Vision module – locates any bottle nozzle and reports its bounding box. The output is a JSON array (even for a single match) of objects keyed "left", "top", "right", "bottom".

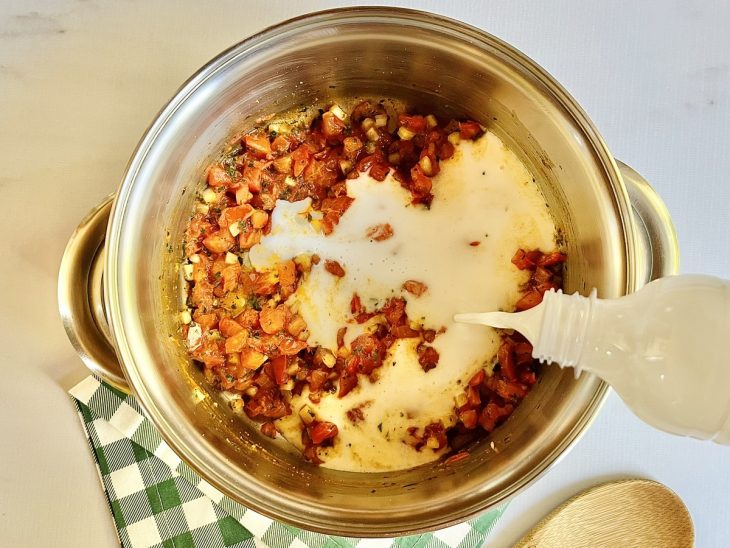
[{"left": 453, "top": 304, "right": 546, "bottom": 346}]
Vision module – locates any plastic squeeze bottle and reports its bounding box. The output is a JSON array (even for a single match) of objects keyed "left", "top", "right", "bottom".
[{"left": 454, "top": 274, "right": 730, "bottom": 444}]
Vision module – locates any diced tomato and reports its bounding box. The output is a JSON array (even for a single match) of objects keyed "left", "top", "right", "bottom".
[
  {"left": 324, "top": 260, "right": 346, "bottom": 277},
  {"left": 218, "top": 205, "right": 253, "bottom": 229},
  {"left": 242, "top": 163, "right": 263, "bottom": 193},
  {"left": 308, "top": 421, "right": 338, "bottom": 445},
  {"left": 458, "top": 409, "right": 478, "bottom": 430},
  {"left": 398, "top": 114, "right": 427, "bottom": 133},
  {"left": 343, "top": 136, "right": 363, "bottom": 159},
  {"left": 192, "top": 336, "right": 225, "bottom": 368},
  {"left": 225, "top": 330, "right": 249, "bottom": 354},
  {"left": 238, "top": 220, "right": 262, "bottom": 250},
  {"left": 439, "top": 141, "right": 455, "bottom": 160},
  {"left": 390, "top": 325, "right": 419, "bottom": 339},
  {"left": 514, "top": 341, "right": 533, "bottom": 366},
  {"left": 466, "top": 386, "right": 481, "bottom": 407},
  {"left": 290, "top": 145, "right": 312, "bottom": 177},
  {"left": 239, "top": 348, "right": 268, "bottom": 370},
  {"left": 260, "top": 421, "right": 278, "bottom": 438},
  {"left": 271, "top": 135, "right": 292, "bottom": 154},
  {"left": 320, "top": 196, "right": 353, "bottom": 234},
  {"left": 203, "top": 230, "right": 234, "bottom": 253},
  {"left": 478, "top": 402, "right": 514, "bottom": 432},
  {"left": 365, "top": 223, "right": 394, "bottom": 242},
  {"left": 219, "top": 317, "right": 243, "bottom": 337},
  {"left": 538, "top": 251, "right": 567, "bottom": 267},
  {"left": 244, "top": 133, "right": 272, "bottom": 158},
  {"left": 402, "top": 280, "right": 427, "bottom": 297},
  {"left": 348, "top": 334, "right": 385, "bottom": 375},
  {"left": 515, "top": 290, "right": 543, "bottom": 311},
  {"left": 194, "top": 312, "right": 218, "bottom": 331},
  {"left": 417, "top": 345, "right": 439, "bottom": 372},
  {"left": 259, "top": 305, "right": 290, "bottom": 334},
  {"left": 303, "top": 157, "right": 339, "bottom": 188},
  {"left": 369, "top": 162, "right": 390, "bottom": 181},
  {"left": 278, "top": 337, "right": 307, "bottom": 356},
  {"left": 184, "top": 214, "right": 213, "bottom": 256},
  {"left": 321, "top": 112, "right": 346, "bottom": 140},
  {"left": 350, "top": 293, "right": 363, "bottom": 315},
  {"left": 271, "top": 355, "right": 289, "bottom": 385},
  {"left": 191, "top": 280, "right": 215, "bottom": 312},
  {"left": 221, "top": 264, "right": 240, "bottom": 293},
  {"left": 207, "top": 165, "right": 234, "bottom": 188},
  {"left": 236, "top": 309, "right": 259, "bottom": 328},
  {"left": 468, "top": 369, "right": 485, "bottom": 387},
  {"left": 459, "top": 120, "right": 482, "bottom": 140},
  {"left": 497, "top": 339, "right": 517, "bottom": 381},
  {"left": 409, "top": 165, "right": 432, "bottom": 196},
  {"left": 381, "top": 297, "right": 406, "bottom": 327}
]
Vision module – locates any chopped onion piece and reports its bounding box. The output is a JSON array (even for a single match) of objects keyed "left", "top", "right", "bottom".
[
  {"left": 339, "top": 159, "right": 353, "bottom": 174},
  {"left": 425, "top": 114, "right": 438, "bottom": 128},
  {"left": 366, "top": 127, "right": 380, "bottom": 142},
  {"left": 236, "top": 186, "right": 252, "bottom": 205},
  {"left": 202, "top": 187, "right": 217, "bottom": 203},
  {"left": 329, "top": 104, "right": 347, "bottom": 121},
  {"left": 267, "top": 122, "right": 292, "bottom": 134},
  {"left": 299, "top": 405, "right": 316, "bottom": 425},
  {"left": 426, "top": 436, "right": 440, "bottom": 449},
  {"left": 448, "top": 132, "right": 461, "bottom": 146},
  {"left": 180, "top": 310, "right": 192, "bottom": 324},
  {"left": 419, "top": 155, "right": 433, "bottom": 176},
  {"left": 225, "top": 252, "right": 238, "bottom": 264},
  {"left": 187, "top": 323, "right": 202, "bottom": 349},
  {"left": 374, "top": 114, "right": 388, "bottom": 127},
  {"left": 398, "top": 126, "right": 415, "bottom": 140}
]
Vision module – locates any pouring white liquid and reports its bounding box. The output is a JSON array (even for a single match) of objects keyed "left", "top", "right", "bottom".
[{"left": 455, "top": 275, "right": 730, "bottom": 444}]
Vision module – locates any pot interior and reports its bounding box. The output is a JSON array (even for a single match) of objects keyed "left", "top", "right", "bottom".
[{"left": 107, "top": 8, "right": 633, "bottom": 536}]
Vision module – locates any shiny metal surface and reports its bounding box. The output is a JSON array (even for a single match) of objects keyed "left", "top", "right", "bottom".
[
  {"left": 618, "top": 160, "right": 681, "bottom": 282},
  {"left": 101, "top": 7, "right": 679, "bottom": 536},
  {"left": 58, "top": 194, "right": 127, "bottom": 392}
]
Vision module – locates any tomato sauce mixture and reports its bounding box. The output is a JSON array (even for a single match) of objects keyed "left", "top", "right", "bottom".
[{"left": 181, "top": 101, "right": 565, "bottom": 465}]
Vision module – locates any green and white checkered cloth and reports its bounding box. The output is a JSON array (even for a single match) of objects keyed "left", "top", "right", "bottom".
[{"left": 69, "top": 376, "right": 505, "bottom": 548}]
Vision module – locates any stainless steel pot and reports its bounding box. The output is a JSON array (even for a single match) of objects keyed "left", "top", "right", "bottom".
[{"left": 58, "top": 7, "right": 679, "bottom": 537}]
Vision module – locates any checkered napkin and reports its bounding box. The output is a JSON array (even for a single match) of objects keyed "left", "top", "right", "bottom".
[{"left": 69, "top": 376, "right": 505, "bottom": 548}]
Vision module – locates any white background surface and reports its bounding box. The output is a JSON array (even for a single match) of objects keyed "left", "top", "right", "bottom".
[{"left": 1, "top": 1, "right": 729, "bottom": 546}]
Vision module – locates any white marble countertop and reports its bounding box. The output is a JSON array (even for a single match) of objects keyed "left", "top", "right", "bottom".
[{"left": 1, "top": 1, "right": 729, "bottom": 546}]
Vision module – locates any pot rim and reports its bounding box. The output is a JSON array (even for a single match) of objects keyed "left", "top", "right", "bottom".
[{"left": 105, "top": 6, "right": 634, "bottom": 535}]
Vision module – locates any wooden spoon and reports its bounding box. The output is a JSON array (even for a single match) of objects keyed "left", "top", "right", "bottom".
[{"left": 514, "top": 479, "right": 694, "bottom": 547}]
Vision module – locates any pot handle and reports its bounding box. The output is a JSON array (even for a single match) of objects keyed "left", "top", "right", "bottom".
[
  {"left": 617, "top": 160, "right": 680, "bottom": 284},
  {"left": 58, "top": 194, "right": 131, "bottom": 393}
]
